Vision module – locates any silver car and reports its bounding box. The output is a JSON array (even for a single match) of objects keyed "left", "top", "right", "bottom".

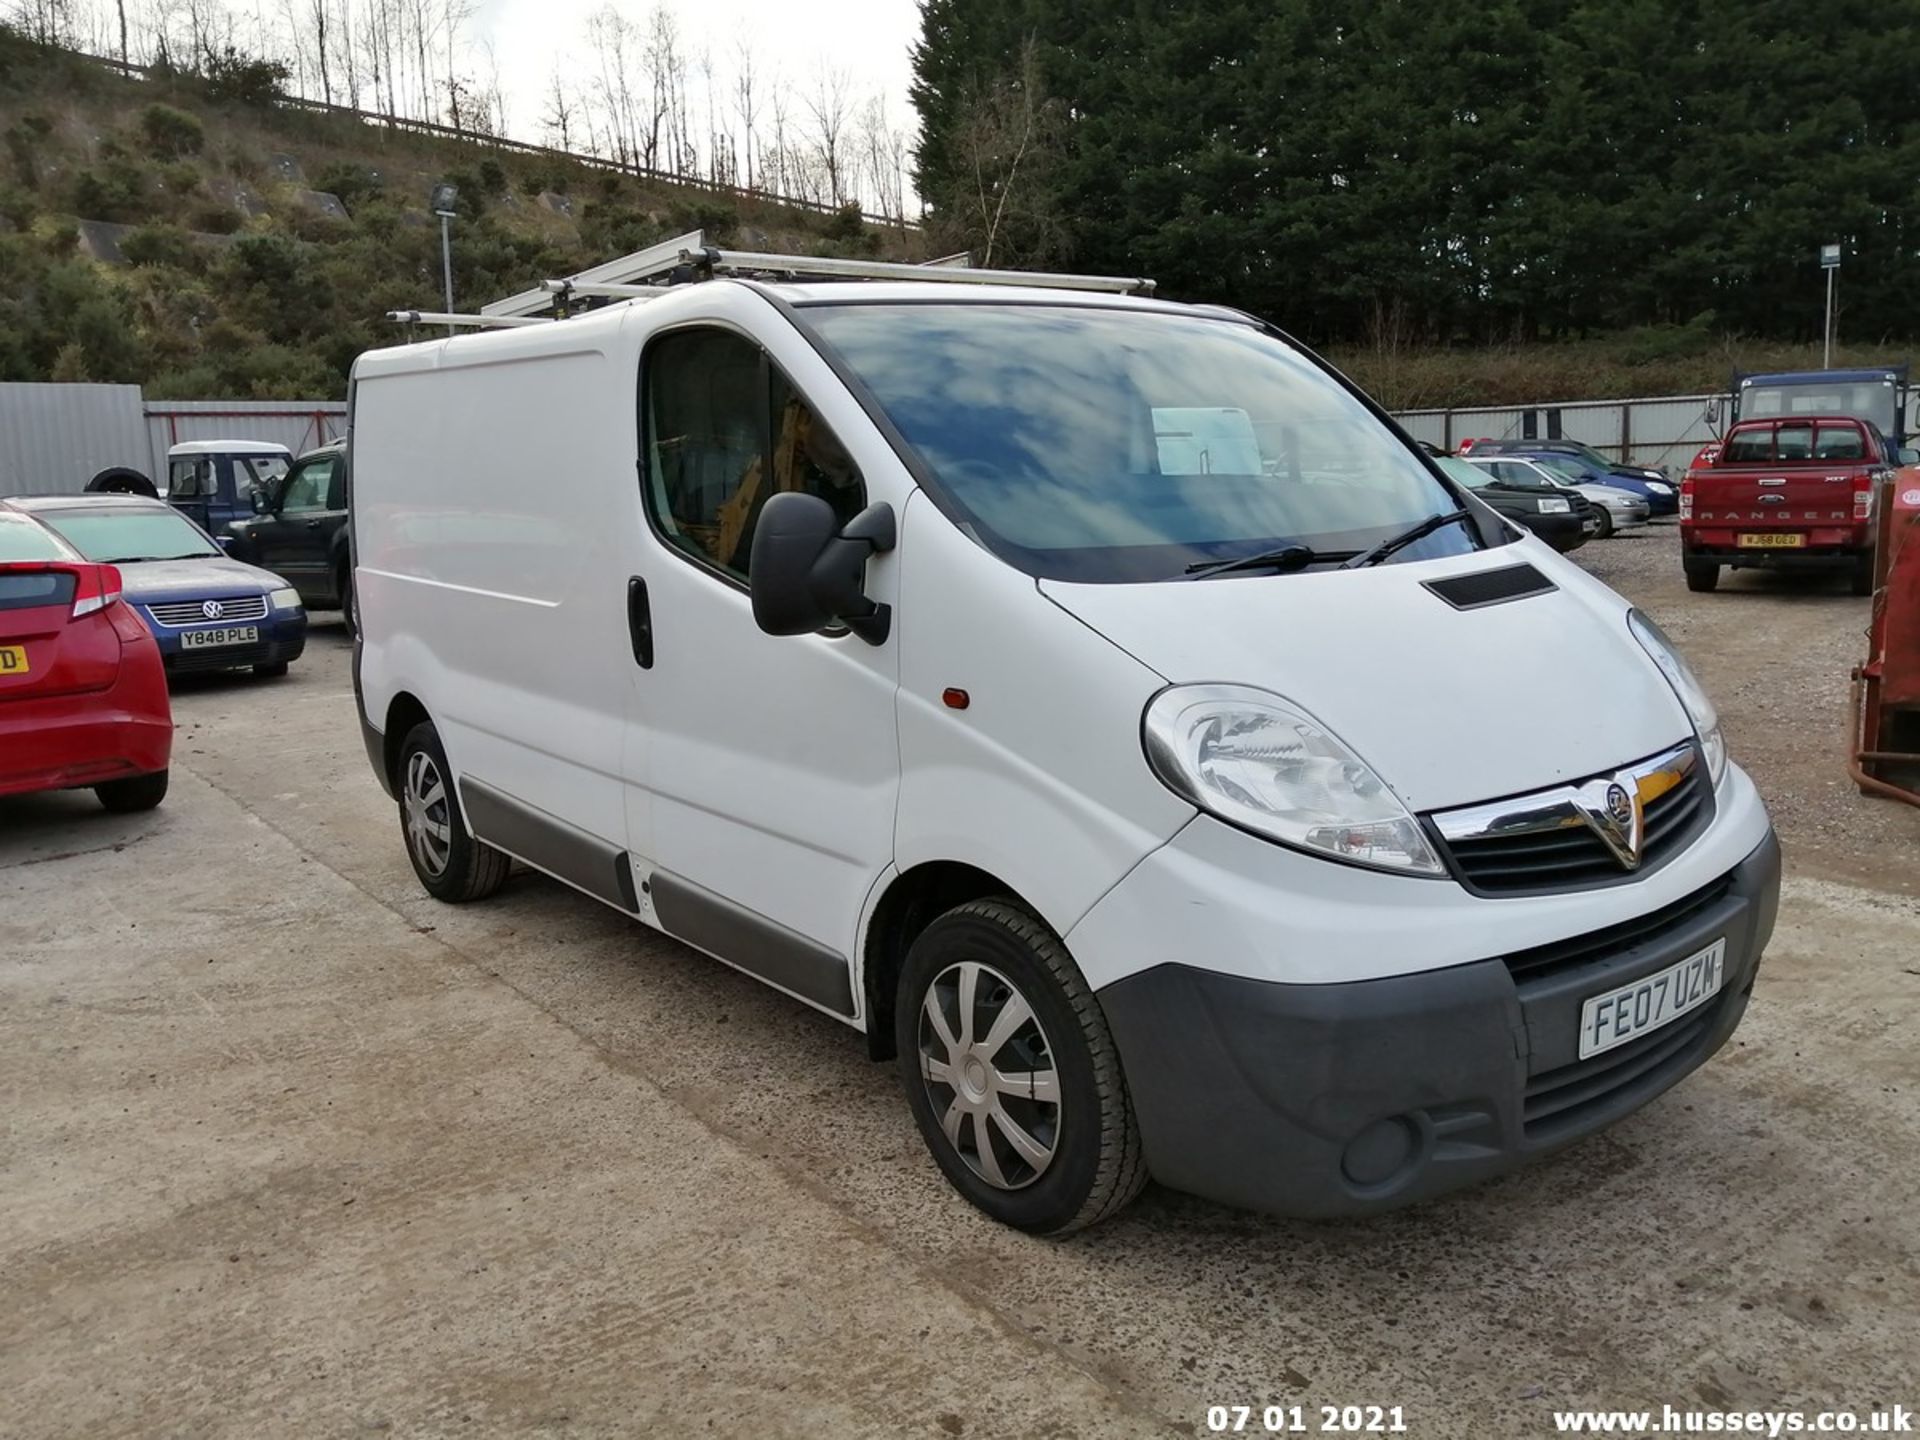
[{"left": 1466, "top": 456, "right": 1649, "bottom": 538}]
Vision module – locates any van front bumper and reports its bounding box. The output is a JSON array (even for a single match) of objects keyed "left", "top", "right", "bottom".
[{"left": 1094, "top": 828, "right": 1779, "bottom": 1218}]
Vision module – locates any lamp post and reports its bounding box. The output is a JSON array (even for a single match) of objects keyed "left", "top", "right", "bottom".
[
  {"left": 1820, "top": 242, "right": 1841, "bottom": 370},
  {"left": 431, "top": 181, "right": 459, "bottom": 336}
]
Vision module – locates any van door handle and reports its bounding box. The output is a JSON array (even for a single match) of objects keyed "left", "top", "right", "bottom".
[
  {"left": 305, "top": 519, "right": 323, "bottom": 529},
  {"left": 627, "top": 577, "right": 653, "bottom": 669}
]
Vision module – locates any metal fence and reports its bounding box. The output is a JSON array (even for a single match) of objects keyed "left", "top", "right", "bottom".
[
  {"left": 1395, "top": 394, "right": 1722, "bottom": 474},
  {"left": 0, "top": 383, "right": 346, "bottom": 496}
]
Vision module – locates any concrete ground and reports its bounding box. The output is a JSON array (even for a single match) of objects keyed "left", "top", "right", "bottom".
[{"left": 4, "top": 525, "right": 1918, "bottom": 1438}]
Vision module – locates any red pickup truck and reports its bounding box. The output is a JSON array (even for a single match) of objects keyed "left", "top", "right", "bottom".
[{"left": 1680, "top": 415, "right": 1887, "bottom": 594}]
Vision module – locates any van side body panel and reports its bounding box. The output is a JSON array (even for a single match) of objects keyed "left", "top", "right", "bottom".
[
  {"left": 353, "top": 325, "right": 645, "bottom": 875},
  {"left": 890, "top": 489, "right": 1196, "bottom": 942}
]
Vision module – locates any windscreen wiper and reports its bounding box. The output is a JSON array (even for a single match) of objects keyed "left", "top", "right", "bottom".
[
  {"left": 1339, "top": 509, "right": 1475, "bottom": 570},
  {"left": 1183, "top": 543, "right": 1355, "bottom": 580}
]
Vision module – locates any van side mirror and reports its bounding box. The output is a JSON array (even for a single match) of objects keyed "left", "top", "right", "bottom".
[
  {"left": 749, "top": 494, "right": 896, "bottom": 645},
  {"left": 251, "top": 487, "right": 272, "bottom": 515}
]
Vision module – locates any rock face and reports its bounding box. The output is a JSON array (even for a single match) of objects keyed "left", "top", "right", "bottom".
[
  {"left": 76, "top": 218, "right": 133, "bottom": 264},
  {"left": 538, "top": 191, "right": 574, "bottom": 217},
  {"left": 205, "top": 176, "right": 270, "bottom": 218},
  {"left": 295, "top": 190, "right": 350, "bottom": 222},
  {"left": 269, "top": 152, "right": 304, "bottom": 182}
]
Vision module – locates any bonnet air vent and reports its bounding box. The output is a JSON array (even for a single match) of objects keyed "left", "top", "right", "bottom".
[{"left": 1422, "top": 563, "right": 1557, "bottom": 611}]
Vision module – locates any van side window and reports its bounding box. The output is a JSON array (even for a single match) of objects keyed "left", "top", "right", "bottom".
[
  {"left": 169, "top": 458, "right": 212, "bottom": 497},
  {"left": 645, "top": 328, "right": 866, "bottom": 580}
]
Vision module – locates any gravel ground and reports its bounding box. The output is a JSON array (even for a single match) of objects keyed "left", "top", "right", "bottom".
[{"left": 1571, "top": 520, "right": 1920, "bottom": 896}]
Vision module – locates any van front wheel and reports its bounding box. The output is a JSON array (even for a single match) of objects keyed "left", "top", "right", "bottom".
[
  {"left": 895, "top": 898, "right": 1147, "bottom": 1234},
  {"left": 396, "top": 722, "right": 511, "bottom": 903}
]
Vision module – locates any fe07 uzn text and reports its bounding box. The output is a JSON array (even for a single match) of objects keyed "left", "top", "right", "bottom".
[{"left": 1207, "top": 1405, "right": 1409, "bottom": 1433}]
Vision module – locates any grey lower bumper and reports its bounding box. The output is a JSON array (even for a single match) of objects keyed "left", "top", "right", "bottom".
[{"left": 1097, "top": 829, "right": 1781, "bottom": 1218}]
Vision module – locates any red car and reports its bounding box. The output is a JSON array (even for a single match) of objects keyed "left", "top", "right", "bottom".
[{"left": 0, "top": 504, "right": 173, "bottom": 811}]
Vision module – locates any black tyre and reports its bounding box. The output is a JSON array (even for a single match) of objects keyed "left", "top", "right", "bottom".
[
  {"left": 96, "top": 769, "right": 168, "bottom": 812},
  {"left": 1591, "top": 507, "right": 1613, "bottom": 539},
  {"left": 895, "top": 898, "right": 1147, "bottom": 1234},
  {"left": 339, "top": 564, "right": 357, "bottom": 637},
  {"left": 1684, "top": 561, "right": 1719, "bottom": 593},
  {"left": 1851, "top": 553, "right": 1875, "bottom": 598},
  {"left": 395, "top": 721, "right": 511, "bottom": 903},
  {"left": 254, "top": 661, "right": 290, "bottom": 678}
]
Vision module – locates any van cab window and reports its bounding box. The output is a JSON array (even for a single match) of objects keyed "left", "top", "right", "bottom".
[
  {"left": 801, "top": 303, "right": 1471, "bottom": 582},
  {"left": 644, "top": 327, "right": 865, "bottom": 580},
  {"left": 169, "top": 458, "right": 213, "bottom": 498}
]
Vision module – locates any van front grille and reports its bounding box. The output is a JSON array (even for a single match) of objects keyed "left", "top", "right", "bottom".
[{"left": 1428, "top": 744, "right": 1713, "bottom": 895}]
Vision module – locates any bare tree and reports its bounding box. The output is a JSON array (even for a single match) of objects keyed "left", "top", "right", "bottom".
[
  {"left": 942, "top": 39, "right": 1066, "bottom": 266},
  {"left": 803, "top": 63, "right": 853, "bottom": 204},
  {"left": 306, "top": 0, "right": 331, "bottom": 103},
  {"left": 731, "top": 37, "right": 758, "bottom": 191},
  {"left": 541, "top": 64, "right": 577, "bottom": 151}
]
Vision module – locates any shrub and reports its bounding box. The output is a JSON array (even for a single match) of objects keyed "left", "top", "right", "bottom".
[
  {"left": 824, "top": 201, "right": 866, "bottom": 241},
  {"left": 314, "top": 161, "right": 384, "bottom": 207},
  {"left": 666, "top": 197, "right": 735, "bottom": 243},
  {"left": 120, "top": 223, "right": 193, "bottom": 268},
  {"left": 187, "top": 199, "right": 242, "bottom": 235},
  {"left": 159, "top": 162, "right": 201, "bottom": 195},
  {"left": 141, "top": 104, "right": 205, "bottom": 158},
  {"left": 0, "top": 183, "right": 33, "bottom": 230},
  {"left": 477, "top": 158, "right": 506, "bottom": 197},
  {"left": 5, "top": 124, "right": 38, "bottom": 187},
  {"left": 70, "top": 162, "right": 150, "bottom": 222},
  {"left": 198, "top": 47, "right": 291, "bottom": 107}
]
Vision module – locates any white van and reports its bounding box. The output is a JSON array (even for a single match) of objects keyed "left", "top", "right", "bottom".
[{"left": 349, "top": 253, "right": 1779, "bottom": 1233}]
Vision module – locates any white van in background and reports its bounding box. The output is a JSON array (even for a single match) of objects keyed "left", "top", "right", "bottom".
[{"left": 349, "top": 253, "right": 1779, "bottom": 1233}]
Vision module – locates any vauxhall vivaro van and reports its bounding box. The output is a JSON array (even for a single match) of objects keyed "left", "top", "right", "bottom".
[{"left": 349, "top": 248, "right": 1779, "bottom": 1233}]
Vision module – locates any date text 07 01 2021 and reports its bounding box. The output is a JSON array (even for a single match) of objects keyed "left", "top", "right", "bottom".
[{"left": 1208, "top": 1405, "right": 1410, "bottom": 1434}]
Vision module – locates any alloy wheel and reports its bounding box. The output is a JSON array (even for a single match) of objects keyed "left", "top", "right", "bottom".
[
  {"left": 917, "top": 960, "right": 1061, "bottom": 1190},
  {"left": 403, "top": 749, "right": 452, "bottom": 878}
]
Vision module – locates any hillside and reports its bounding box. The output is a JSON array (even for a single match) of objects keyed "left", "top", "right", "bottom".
[{"left": 0, "top": 32, "right": 922, "bottom": 401}]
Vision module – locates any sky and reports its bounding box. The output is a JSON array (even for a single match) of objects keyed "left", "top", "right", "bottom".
[{"left": 471, "top": 0, "right": 924, "bottom": 162}]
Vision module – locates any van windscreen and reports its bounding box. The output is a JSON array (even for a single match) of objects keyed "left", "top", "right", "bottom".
[{"left": 802, "top": 303, "right": 1474, "bottom": 582}]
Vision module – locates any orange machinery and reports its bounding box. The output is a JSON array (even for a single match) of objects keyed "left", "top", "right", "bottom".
[{"left": 1851, "top": 469, "right": 1920, "bottom": 806}]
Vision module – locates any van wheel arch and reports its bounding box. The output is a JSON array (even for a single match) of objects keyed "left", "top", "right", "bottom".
[
  {"left": 382, "top": 692, "right": 432, "bottom": 793},
  {"left": 862, "top": 862, "right": 1060, "bottom": 1062}
]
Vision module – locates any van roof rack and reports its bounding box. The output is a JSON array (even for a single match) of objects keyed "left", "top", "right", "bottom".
[
  {"left": 385, "top": 309, "right": 551, "bottom": 330},
  {"left": 477, "top": 229, "right": 1156, "bottom": 320}
]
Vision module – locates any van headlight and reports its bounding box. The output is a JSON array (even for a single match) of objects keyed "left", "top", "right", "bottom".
[
  {"left": 1628, "top": 611, "right": 1727, "bottom": 785},
  {"left": 1142, "top": 684, "right": 1444, "bottom": 876},
  {"left": 269, "top": 587, "right": 302, "bottom": 612}
]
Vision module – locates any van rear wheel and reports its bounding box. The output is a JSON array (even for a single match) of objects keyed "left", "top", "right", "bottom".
[
  {"left": 396, "top": 722, "right": 511, "bottom": 903},
  {"left": 894, "top": 898, "right": 1147, "bottom": 1234}
]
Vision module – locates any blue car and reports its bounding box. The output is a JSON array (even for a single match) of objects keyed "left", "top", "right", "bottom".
[
  {"left": 10, "top": 495, "right": 308, "bottom": 678},
  {"left": 1468, "top": 440, "right": 1680, "bottom": 515}
]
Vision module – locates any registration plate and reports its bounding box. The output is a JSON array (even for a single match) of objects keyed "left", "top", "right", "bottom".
[
  {"left": 0, "top": 643, "right": 26, "bottom": 676},
  {"left": 1579, "top": 939, "right": 1726, "bottom": 1059},
  {"left": 1737, "top": 532, "right": 1805, "bottom": 548},
  {"left": 179, "top": 625, "right": 258, "bottom": 649}
]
